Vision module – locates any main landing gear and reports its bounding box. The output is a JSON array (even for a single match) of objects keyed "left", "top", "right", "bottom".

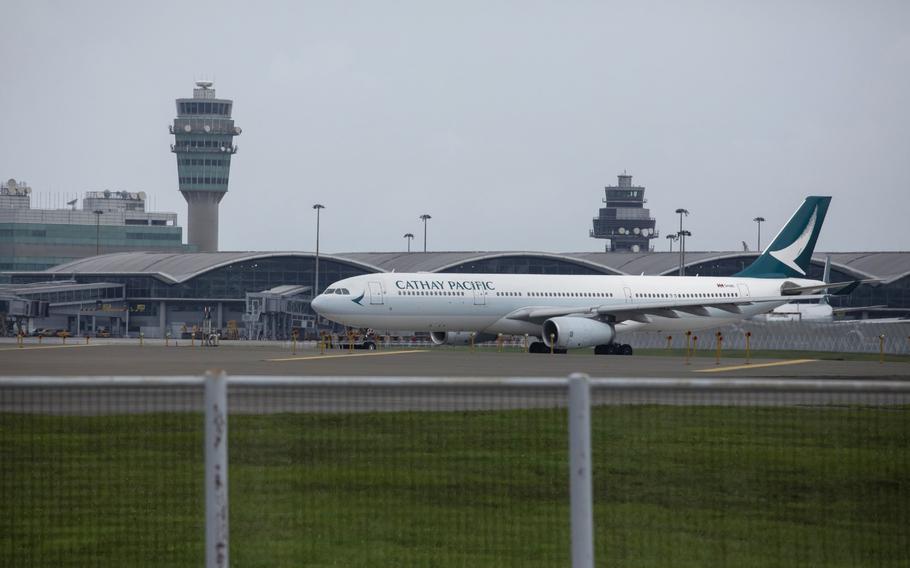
[
  {"left": 594, "top": 343, "right": 633, "bottom": 356},
  {"left": 528, "top": 342, "right": 632, "bottom": 355}
]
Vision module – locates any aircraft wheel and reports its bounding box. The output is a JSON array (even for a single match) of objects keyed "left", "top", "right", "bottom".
[
  {"left": 594, "top": 344, "right": 612, "bottom": 355},
  {"left": 529, "top": 341, "right": 548, "bottom": 354},
  {"left": 619, "top": 344, "right": 633, "bottom": 356},
  {"left": 363, "top": 341, "right": 376, "bottom": 351}
]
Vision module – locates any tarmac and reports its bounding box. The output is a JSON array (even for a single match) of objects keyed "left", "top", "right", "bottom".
[
  {"left": 1, "top": 338, "right": 908, "bottom": 379},
  {"left": 2, "top": 339, "right": 909, "bottom": 414}
]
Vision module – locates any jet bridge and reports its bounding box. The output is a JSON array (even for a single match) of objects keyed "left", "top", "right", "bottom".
[
  {"left": 244, "top": 285, "right": 313, "bottom": 340},
  {"left": 1, "top": 280, "right": 124, "bottom": 336}
]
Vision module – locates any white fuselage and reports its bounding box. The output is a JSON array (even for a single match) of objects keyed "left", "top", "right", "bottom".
[
  {"left": 757, "top": 302, "right": 834, "bottom": 322},
  {"left": 312, "top": 272, "right": 821, "bottom": 338}
]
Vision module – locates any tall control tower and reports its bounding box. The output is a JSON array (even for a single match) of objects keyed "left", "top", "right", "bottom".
[
  {"left": 170, "top": 81, "right": 241, "bottom": 252},
  {"left": 590, "top": 173, "right": 658, "bottom": 252}
]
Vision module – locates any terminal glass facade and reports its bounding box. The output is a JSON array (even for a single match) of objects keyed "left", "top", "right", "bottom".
[
  {"left": 442, "top": 255, "right": 614, "bottom": 275},
  {"left": 15, "top": 257, "right": 371, "bottom": 301}
]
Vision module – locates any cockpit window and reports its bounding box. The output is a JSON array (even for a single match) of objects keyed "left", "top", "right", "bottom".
[
  {"left": 335, "top": 288, "right": 350, "bottom": 295},
  {"left": 323, "top": 288, "right": 335, "bottom": 295}
]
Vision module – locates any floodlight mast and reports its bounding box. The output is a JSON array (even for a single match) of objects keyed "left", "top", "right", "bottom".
[
  {"left": 313, "top": 204, "right": 325, "bottom": 297},
  {"left": 675, "top": 208, "right": 689, "bottom": 276},
  {"left": 419, "top": 214, "right": 431, "bottom": 253},
  {"left": 92, "top": 210, "right": 104, "bottom": 255},
  {"left": 753, "top": 216, "right": 766, "bottom": 251}
]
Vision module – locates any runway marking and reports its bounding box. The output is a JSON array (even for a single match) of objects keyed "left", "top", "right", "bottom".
[
  {"left": 0, "top": 343, "right": 107, "bottom": 352},
  {"left": 695, "top": 359, "right": 817, "bottom": 373},
  {"left": 267, "top": 350, "right": 430, "bottom": 362}
]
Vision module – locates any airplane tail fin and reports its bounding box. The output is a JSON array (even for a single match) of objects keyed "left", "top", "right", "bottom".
[
  {"left": 819, "top": 256, "right": 831, "bottom": 305},
  {"left": 734, "top": 196, "right": 831, "bottom": 279}
]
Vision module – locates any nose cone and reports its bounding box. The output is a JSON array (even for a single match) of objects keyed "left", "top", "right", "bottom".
[{"left": 311, "top": 294, "right": 327, "bottom": 314}]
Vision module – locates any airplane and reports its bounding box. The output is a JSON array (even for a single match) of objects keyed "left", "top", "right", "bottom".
[
  {"left": 755, "top": 256, "right": 885, "bottom": 322},
  {"left": 313, "top": 196, "right": 857, "bottom": 355}
]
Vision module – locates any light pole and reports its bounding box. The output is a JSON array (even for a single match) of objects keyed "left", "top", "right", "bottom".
[
  {"left": 666, "top": 233, "right": 678, "bottom": 252},
  {"left": 677, "top": 230, "right": 691, "bottom": 274},
  {"left": 403, "top": 233, "right": 414, "bottom": 253},
  {"left": 675, "top": 208, "right": 689, "bottom": 276},
  {"left": 92, "top": 209, "right": 104, "bottom": 255},
  {"left": 313, "top": 204, "right": 325, "bottom": 297},
  {"left": 419, "top": 214, "right": 431, "bottom": 253},
  {"left": 753, "top": 216, "right": 765, "bottom": 252}
]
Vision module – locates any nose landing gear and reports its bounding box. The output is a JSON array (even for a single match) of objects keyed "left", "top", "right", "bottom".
[{"left": 529, "top": 341, "right": 568, "bottom": 354}]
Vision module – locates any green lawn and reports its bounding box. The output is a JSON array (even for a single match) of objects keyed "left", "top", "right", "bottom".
[{"left": 1, "top": 405, "right": 908, "bottom": 566}]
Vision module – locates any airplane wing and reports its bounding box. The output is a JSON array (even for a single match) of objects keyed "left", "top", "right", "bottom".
[
  {"left": 781, "top": 279, "right": 881, "bottom": 295},
  {"left": 832, "top": 305, "right": 888, "bottom": 315},
  {"left": 506, "top": 295, "right": 827, "bottom": 325}
]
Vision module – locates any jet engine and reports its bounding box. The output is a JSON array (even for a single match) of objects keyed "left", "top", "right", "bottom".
[
  {"left": 541, "top": 317, "right": 615, "bottom": 350},
  {"left": 430, "top": 331, "right": 497, "bottom": 346}
]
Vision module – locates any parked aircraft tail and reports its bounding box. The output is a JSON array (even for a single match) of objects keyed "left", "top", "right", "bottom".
[{"left": 734, "top": 196, "right": 831, "bottom": 279}]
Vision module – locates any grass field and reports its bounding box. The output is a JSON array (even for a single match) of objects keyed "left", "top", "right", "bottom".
[{"left": 2, "top": 404, "right": 908, "bottom": 566}]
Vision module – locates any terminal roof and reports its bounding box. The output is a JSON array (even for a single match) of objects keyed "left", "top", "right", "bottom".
[{"left": 30, "top": 250, "right": 910, "bottom": 285}]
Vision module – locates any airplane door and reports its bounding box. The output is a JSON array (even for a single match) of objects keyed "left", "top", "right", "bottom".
[
  {"left": 623, "top": 287, "right": 633, "bottom": 303},
  {"left": 737, "top": 284, "right": 750, "bottom": 297},
  {"left": 368, "top": 281, "right": 384, "bottom": 305},
  {"left": 473, "top": 288, "right": 486, "bottom": 305}
]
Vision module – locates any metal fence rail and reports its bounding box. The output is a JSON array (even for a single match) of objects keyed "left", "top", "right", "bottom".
[{"left": 2, "top": 375, "right": 909, "bottom": 567}]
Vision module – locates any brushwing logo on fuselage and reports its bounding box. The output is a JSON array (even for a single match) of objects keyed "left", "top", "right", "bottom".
[
  {"left": 352, "top": 292, "right": 365, "bottom": 306},
  {"left": 769, "top": 206, "right": 818, "bottom": 276}
]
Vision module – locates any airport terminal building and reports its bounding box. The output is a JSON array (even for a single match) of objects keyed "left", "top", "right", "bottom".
[
  {"left": 0, "top": 180, "right": 191, "bottom": 272},
  {"left": 5, "top": 250, "right": 909, "bottom": 338}
]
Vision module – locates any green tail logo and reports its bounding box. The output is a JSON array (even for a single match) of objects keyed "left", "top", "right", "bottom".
[{"left": 734, "top": 196, "right": 831, "bottom": 279}]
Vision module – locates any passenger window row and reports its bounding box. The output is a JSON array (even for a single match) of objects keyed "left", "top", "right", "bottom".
[
  {"left": 528, "top": 292, "right": 614, "bottom": 298},
  {"left": 635, "top": 292, "right": 739, "bottom": 299}
]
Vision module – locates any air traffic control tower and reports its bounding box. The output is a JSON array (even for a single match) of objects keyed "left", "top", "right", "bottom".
[
  {"left": 170, "top": 81, "right": 241, "bottom": 252},
  {"left": 590, "top": 173, "right": 658, "bottom": 252}
]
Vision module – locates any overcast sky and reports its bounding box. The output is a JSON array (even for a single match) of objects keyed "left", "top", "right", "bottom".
[{"left": 2, "top": 1, "right": 908, "bottom": 254}]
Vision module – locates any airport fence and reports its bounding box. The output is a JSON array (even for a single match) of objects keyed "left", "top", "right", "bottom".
[{"left": 1, "top": 375, "right": 909, "bottom": 567}]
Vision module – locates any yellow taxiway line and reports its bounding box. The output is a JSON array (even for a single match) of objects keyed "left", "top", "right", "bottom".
[
  {"left": 267, "top": 350, "right": 430, "bottom": 362},
  {"left": 0, "top": 343, "right": 106, "bottom": 352},
  {"left": 695, "top": 359, "right": 817, "bottom": 373}
]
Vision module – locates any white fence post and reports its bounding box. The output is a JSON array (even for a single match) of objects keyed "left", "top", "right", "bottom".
[
  {"left": 568, "top": 373, "right": 594, "bottom": 568},
  {"left": 205, "top": 371, "right": 229, "bottom": 568}
]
